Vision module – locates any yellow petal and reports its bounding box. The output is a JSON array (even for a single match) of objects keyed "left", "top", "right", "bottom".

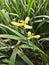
[
  {"left": 28, "top": 31, "right": 32, "bottom": 36},
  {"left": 27, "top": 37, "right": 31, "bottom": 39},
  {"left": 32, "top": 33, "right": 34, "bottom": 35},
  {"left": 13, "top": 0, "right": 16, "bottom": 2},
  {"left": 24, "top": 25, "right": 32, "bottom": 29},
  {"left": 27, "top": 36, "right": 33, "bottom": 39},
  {"left": 20, "top": 20, "right": 24, "bottom": 23},
  {"left": 32, "top": 35, "right": 40, "bottom": 39},
  {"left": 28, "top": 35, "right": 40, "bottom": 39},
  {"left": 30, "top": 35, "right": 40, "bottom": 39},
  {"left": 25, "top": 17, "right": 30, "bottom": 24},
  {"left": 11, "top": 22, "right": 24, "bottom": 26}
]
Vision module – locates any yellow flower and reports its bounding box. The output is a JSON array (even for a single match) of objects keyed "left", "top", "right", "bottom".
[
  {"left": 11, "top": 22, "right": 24, "bottom": 26},
  {"left": 27, "top": 31, "right": 40, "bottom": 39},
  {"left": 11, "top": 17, "right": 32, "bottom": 29}
]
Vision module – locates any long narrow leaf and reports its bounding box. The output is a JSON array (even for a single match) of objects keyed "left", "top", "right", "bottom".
[{"left": 27, "top": 0, "right": 34, "bottom": 15}]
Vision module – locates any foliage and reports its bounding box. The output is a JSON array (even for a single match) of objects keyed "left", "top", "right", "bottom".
[{"left": 0, "top": 0, "right": 49, "bottom": 65}]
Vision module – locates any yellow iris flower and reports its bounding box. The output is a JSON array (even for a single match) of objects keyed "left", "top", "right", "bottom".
[
  {"left": 27, "top": 31, "right": 40, "bottom": 39},
  {"left": 11, "top": 17, "right": 32, "bottom": 29}
]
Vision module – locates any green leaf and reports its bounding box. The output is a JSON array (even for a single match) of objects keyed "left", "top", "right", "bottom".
[
  {"left": 0, "top": 9, "right": 11, "bottom": 25},
  {"left": 39, "top": 38, "right": 49, "bottom": 41},
  {"left": 0, "top": 53, "right": 7, "bottom": 58},
  {"left": 4, "top": 0, "right": 12, "bottom": 12},
  {"left": 20, "top": 44, "right": 31, "bottom": 48},
  {"left": 9, "top": 47, "right": 34, "bottom": 65},
  {"left": 40, "top": 53, "right": 48, "bottom": 65},
  {"left": 0, "top": 34, "right": 22, "bottom": 40},
  {"left": 0, "top": 24, "right": 26, "bottom": 40},
  {"left": 2, "top": 59, "right": 15, "bottom": 65},
  {"left": 34, "top": 15, "right": 49, "bottom": 19},
  {"left": 17, "top": 48, "right": 34, "bottom": 65},
  {"left": 27, "top": 0, "right": 34, "bottom": 15},
  {"left": 9, "top": 47, "right": 18, "bottom": 65}
]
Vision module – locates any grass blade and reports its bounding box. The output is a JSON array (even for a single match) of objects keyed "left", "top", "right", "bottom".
[{"left": 27, "top": 0, "right": 34, "bottom": 15}]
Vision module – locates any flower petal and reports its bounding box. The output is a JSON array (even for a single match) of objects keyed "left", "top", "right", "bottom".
[
  {"left": 11, "top": 22, "right": 24, "bottom": 26},
  {"left": 25, "top": 17, "right": 30, "bottom": 24},
  {"left": 20, "top": 20, "right": 24, "bottom": 23},
  {"left": 28, "top": 35, "right": 40, "bottom": 39},
  {"left": 32, "top": 35, "right": 40, "bottom": 39},
  {"left": 28, "top": 31, "right": 32, "bottom": 36},
  {"left": 24, "top": 25, "right": 32, "bottom": 29},
  {"left": 27, "top": 37, "right": 31, "bottom": 39}
]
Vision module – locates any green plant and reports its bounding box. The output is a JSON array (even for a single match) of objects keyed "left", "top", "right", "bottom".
[{"left": 0, "top": 0, "right": 49, "bottom": 65}]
